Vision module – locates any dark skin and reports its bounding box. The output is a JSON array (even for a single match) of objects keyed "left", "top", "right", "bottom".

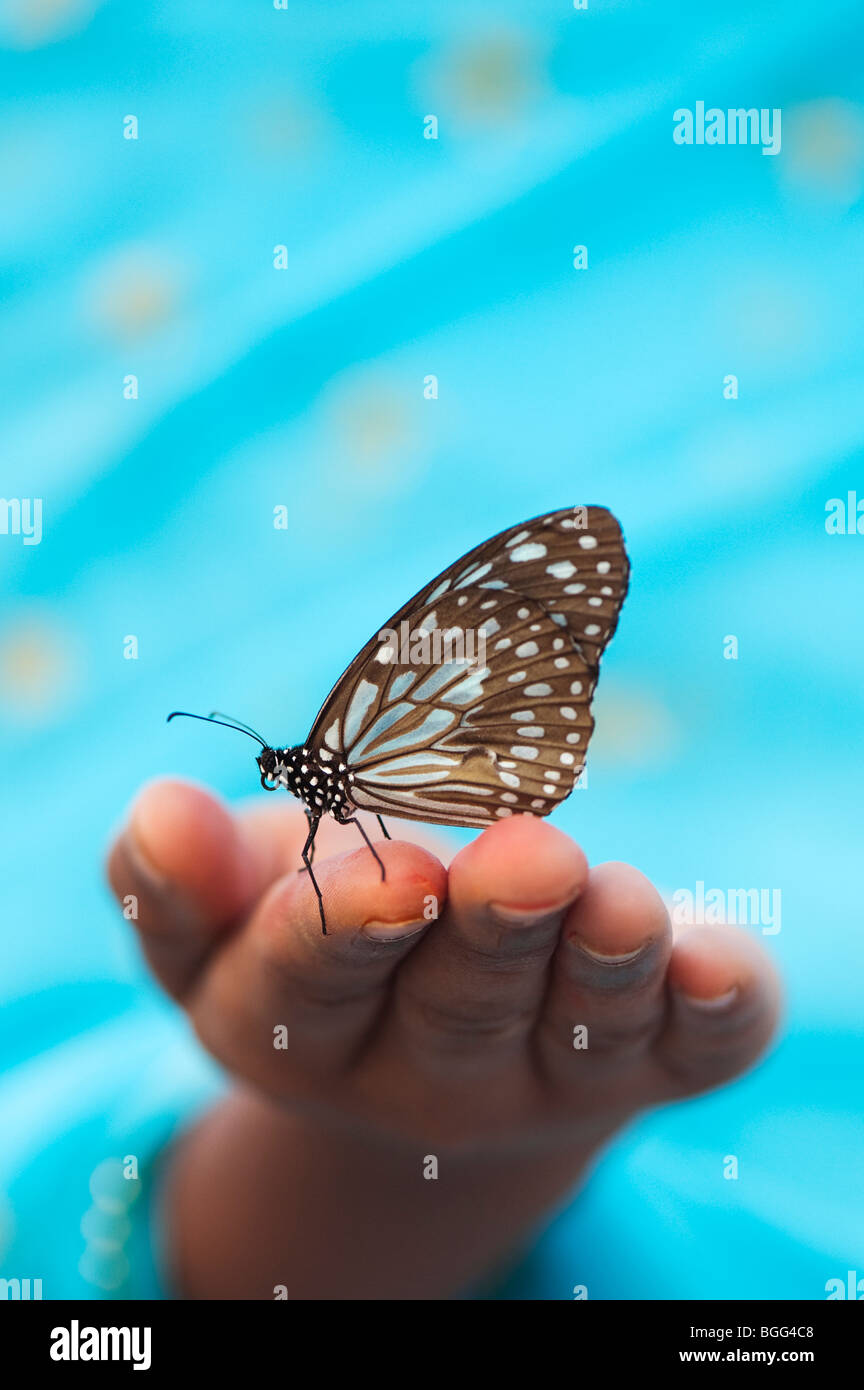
[{"left": 107, "top": 779, "right": 780, "bottom": 1300}]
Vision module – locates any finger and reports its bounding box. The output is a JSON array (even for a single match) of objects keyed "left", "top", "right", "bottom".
[
  {"left": 537, "top": 862, "right": 672, "bottom": 1081},
  {"left": 384, "top": 816, "right": 588, "bottom": 1073},
  {"left": 106, "top": 778, "right": 285, "bottom": 998},
  {"left": 653, "top": 925, "right": 781, "bottom": 1094},
  {"left": 108, "top": 777, "right": 449, "bottom": 1004},
  {"left": 189, "top": 838, "right": 447, "bottom": 1081}
]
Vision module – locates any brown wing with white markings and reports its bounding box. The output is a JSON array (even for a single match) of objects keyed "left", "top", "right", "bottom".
[{"left": 306, "top": 506, "right": 629, "bottom": 827}]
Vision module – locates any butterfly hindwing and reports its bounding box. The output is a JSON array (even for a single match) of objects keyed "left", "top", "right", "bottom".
[{"left": 306, "top": 506, "right": 629, "bottom": 828}]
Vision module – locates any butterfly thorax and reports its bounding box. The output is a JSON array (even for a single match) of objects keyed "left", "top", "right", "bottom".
[{"left": 257, "top": 744, "right": 355, "bottom": 821}]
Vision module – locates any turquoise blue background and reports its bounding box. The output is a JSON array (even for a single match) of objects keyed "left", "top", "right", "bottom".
[{"left": 0, "top": 0, "right": 862, "bottom": 1298}]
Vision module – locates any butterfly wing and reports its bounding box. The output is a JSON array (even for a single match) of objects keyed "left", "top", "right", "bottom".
[{"left": 306, "top": 506, "right": 629, "bottom": 828}]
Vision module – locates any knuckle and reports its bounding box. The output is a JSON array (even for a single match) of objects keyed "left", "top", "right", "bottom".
[{"left": 408, "top": 991, "right": 534, "bottom": 1045}]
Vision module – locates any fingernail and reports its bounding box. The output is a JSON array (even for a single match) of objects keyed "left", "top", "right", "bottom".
[
  {"left": 681, "top": 986, "right": 739, "bottom": 1011},
  {"left": 126, "top": 831, "right": 169, "bottom": 894},
  {"left": 573, "top": 939, "right": 650, "bottom": 965},
  {"left": 362, "top": 918, "right": 427, "bottom": 942},
  {"left": 488, "top": 899, "right": 571, "bottom": 925}
]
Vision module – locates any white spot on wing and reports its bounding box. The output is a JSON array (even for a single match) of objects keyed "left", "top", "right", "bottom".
[
  {"left": 348, "top": 701, "right": 416, "bottom": 759},
  {"left": 367, "top": 752, "right": 459, "bottom": 775},
  {"left": 440, "top": 666, "right": 490, "bottom": 705},
  {"left": 413, "top": 664, "right": 466, "bottom": 700},
  {"left": 352, "top": 707, "right": 457, "bottom": 762},
  {"left": 390, "top": 670, "right": 417, "bottom": 699},
  {"left": 455, "top": 562, "right": 492, "bottom": 588}
]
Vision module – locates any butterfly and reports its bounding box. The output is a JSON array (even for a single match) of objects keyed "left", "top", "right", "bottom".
[{"left": 169, "top": 505, "right": 629, "bottom": 933}]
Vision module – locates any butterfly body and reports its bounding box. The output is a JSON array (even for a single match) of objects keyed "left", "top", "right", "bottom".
[
  {"left": 169, "top": 504, "right": 630, "bottom": 932},
  {"left": 257, "top": 744, "right": 356, "bottom": 822}
]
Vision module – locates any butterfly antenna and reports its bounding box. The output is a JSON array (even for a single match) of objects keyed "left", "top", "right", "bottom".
[
  {"left": 166, "top": 710, "right": 267, "bottom": 747},
  {"left": 207, "top": 711, "right": 269, "bottom": 743}
]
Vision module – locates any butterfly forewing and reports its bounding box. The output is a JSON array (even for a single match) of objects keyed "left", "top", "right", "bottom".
[{"left": 306, "top": 506, "right": 629, "bottom": 828}]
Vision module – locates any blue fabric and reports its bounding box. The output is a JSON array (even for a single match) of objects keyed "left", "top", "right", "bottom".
[{"left": 1, "top": 0, "right": 862, "bottom": 1298}]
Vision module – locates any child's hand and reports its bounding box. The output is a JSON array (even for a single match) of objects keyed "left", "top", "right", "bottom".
[{"left": 107, "top": 779, "right": 780, "bottom": 1297}]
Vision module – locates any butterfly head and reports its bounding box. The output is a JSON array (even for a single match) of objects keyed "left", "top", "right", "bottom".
[
  {"left": 257, "top": 745, "right": 280, "bottom": 790},
  {"left": 167, "top": 710, "right": 282, "bottom": 789}
]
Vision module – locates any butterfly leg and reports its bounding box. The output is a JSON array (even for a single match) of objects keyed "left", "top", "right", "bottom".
[
  {"left": 347, "top": 817, "right": 387, "bottom": 883},
  {"left": 299, "top": 809, "right": 317, "bottom": 869},
  {"left": 376, "top": 815, "right": 391, "bottom": 840},
  {"left": 299, "top": 815, "right": 327, "bottom": 935}
]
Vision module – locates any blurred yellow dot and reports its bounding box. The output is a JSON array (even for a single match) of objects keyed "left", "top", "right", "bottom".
[
  {"left": 448, "top": 34, "right": 544, "bottom": 120},
  {"left": 782, "top": 99, "right": 864, "bottom": 207},
  {"left": 591, "top": 687, "right": 678, "bottom": 767},
  {"left": 247, "top": 98, "right": 326, "bottom": 160},
  {"left": 0, "top": 0, "right": 104, "bottom": 49},
  {"left": 417, "top": 30, "right": 547, "bottom": 130},
  {"left": 0, "top": 616, "right": 76, "bottom": 719},
  {"left": 318, "top": 372, "right": 429, "bottom": 501},
  {"left": 89, "top": 247, "right": 184, "bottom": 340},
  {"left": 329, "top": 374, "right": 415, "bottom": 473}
]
